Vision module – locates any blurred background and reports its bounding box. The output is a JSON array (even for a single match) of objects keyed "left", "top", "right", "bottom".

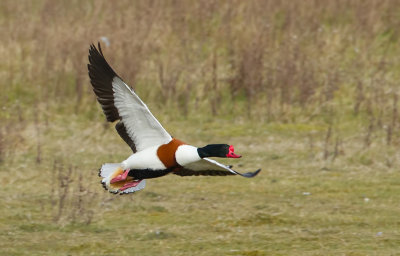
[{"left": 1, "top": 0, "right": 400, "bottom": 255}]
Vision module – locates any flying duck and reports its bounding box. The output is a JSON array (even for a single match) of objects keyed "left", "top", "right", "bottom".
[{"left": 88, "top": 43, "right": 261, "bottom": 195}]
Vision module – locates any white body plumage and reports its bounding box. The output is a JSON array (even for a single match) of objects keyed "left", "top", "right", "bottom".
[{"left": 121, "top": 145, "right": 166, "bottom": 170}]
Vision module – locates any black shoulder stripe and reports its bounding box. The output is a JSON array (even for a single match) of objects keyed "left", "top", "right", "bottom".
[
  {"left": 88, "top": 43, "right": 120, "bottom": 122},
  {"left": 115, "top": 121, "right": 137, "bottom": 153},
  {"left": 128, "top": 168, "right": 173, "bottom": 180}
]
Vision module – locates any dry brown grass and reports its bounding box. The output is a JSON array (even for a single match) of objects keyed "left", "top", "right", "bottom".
[{"left": 2, "top": 0, "right": 400, "bottom": 120}]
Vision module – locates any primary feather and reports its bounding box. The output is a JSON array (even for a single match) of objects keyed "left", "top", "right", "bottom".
[{"left": 88, "top": 43, "right": 172, "bottom": 152}]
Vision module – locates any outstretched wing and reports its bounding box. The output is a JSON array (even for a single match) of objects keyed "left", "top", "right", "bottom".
[
  {"left": 173, "top": 158, "right": 261, "bottom": 178},
  {"left": 88, "top": 43, "right": 172, "bottom": 152}
]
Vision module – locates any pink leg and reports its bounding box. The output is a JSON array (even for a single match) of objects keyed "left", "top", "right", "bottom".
[
  {"left": 119, "top": 180, "right": 143, "bottom": 191},
  {"left": 110, "top": 170, "right": 130, "bottom": 184}
]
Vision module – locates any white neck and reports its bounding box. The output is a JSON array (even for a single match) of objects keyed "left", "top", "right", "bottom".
[{"left": 175, "top": 145, "right": 201, "bottom": 166}]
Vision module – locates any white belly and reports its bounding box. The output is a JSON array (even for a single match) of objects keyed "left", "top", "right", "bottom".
[{"left": 121, "top": 146, "right": 166, "bottom": 170}]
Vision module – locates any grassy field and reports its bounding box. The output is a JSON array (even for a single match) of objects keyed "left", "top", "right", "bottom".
[
  {"left": 2, "top": 0, "right": 400, "bottom": 255},
  {"left": 1, "top": 108, "right": 400, "bottom": 255}
]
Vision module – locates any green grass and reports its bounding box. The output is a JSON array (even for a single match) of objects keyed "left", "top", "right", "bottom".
[{"left": 1, "top": 103, "right": 400, "bottom": 255}]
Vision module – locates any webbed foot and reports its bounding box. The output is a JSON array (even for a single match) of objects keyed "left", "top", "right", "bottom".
[
  {"left": 110, "top": 169, "right": 130, "bottom": 184},
  {"left": 119, "top": 180, "right": 143, "bottom": 191}
]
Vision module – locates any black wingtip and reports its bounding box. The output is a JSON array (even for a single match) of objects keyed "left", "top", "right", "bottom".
[
  {"left": 239, "top": 169, "right": 261, "bottom": 178},
  {"left": 87, "top": 41, "right": 120, "bottom": 122},
  {"left": 89, "top": 42, "right": 99, "bottom": 57},
  {"left": 97, "top": 41, "right": 103, "bottom": 56}
]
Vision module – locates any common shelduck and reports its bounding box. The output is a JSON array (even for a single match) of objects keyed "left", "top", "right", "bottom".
[{"left": 88, "top": 43, "right": 261, "bottom": 195}]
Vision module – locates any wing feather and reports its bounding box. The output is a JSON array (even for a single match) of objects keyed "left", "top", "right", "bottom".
[
  {"left": 115, "top": 121, "right": 136, "bottom": 153},
  {"left": 112, "top": 77, "right": 172, "bottom": 151},
  {"left": 173, "top": 158, "right": 261, "bottom": 178},
  {"left": 88, "top": 44, "right": 119, "bottom": 122},
  {"left": 88, "top": 43, "right": 172, "bottom": 152}
]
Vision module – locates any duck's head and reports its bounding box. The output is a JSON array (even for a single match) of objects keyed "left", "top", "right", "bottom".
[{"left": 197, "top": 144, "right": 242, "bottom": 158}]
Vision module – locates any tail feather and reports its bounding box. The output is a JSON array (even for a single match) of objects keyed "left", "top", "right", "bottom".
[
  {"left": 99, "top": 163, "right": 121, "bottom": 178},
  {"left": 99, "top": 163, "right": 146, "bottom": 194}
]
